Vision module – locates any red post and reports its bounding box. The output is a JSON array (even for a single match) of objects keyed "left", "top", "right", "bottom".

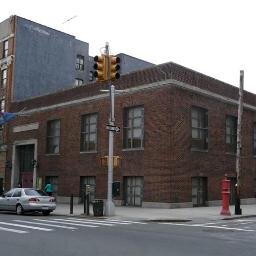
[{"left": 220, "top": 175, "right": 231, "bottom": 216}]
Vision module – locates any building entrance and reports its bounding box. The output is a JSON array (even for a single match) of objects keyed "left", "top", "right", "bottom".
[
  {"left": 192, "top": 177, "right": 208, "bottom": 207},
  {"left": 18, "top": 144, "right": 34, "bottom": 187},
  {"left": 124, "top": 176, "right": 143, "bottom": 207}
]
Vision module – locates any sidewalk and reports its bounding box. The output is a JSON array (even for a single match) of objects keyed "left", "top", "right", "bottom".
[{"left": 53, "top": 203, "right": 256, "bottom": 222}]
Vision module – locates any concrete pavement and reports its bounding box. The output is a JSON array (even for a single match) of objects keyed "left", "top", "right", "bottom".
[{"left": 53, "top": 203, "right": 256, "bottom": 222}]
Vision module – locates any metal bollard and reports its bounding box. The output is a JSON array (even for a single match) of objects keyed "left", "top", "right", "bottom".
[
  {"left": 83, "top": 192, "right": 86, "bottom": 214},
  {"left": 70, "top": 194, "right": 73, "bottom": 214},
  {"left": 86, "top": 193, "right": 90, "bottom": 215}
]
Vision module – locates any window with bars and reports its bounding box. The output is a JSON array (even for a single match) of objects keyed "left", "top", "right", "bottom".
[
  {"left": 253, "top": 123, "right": 256, "bottom": 156},
  {"left": 123, "top": 106, "right": 144, "bottom": 149},
  {"left": 3, "top": 40, "right": 8, "bottom": 59},
  {"left": 46, "top": 119, "right": 60, "bottom": 154},
  {"left": 76, "top": 55, "right": 84, "bottom": 71},
  {"left": 191, "top": 106, "right": 208, "bottom": 150},
  {"left": 75, "top": 78, "right": 83, "bottom": 86},
  {"left": 226, "top": 115, "right": 237, "bottom": 154},
  {"left": 80, "top": 113, "right": 97, "bottom": 152},
  {"left": 1, "top": 69, "right": 7, "bottom": 88}
]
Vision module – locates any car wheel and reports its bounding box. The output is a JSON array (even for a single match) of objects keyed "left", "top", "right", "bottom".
[
  {"left": 16, "top": 204, "right": 24, "bottom": 215},
  {"left": 42, "top": 210, "right": 51, "bottom": 216}
]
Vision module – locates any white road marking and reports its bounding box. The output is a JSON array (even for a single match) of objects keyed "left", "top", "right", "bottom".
[
  {"left": 159, "top": 222, "right": 255, "bottom": 232},
  {"left": 13, "top": 220, "right": 77, "bottom": 230},
  {"left": 53, "top": 218, "right": 114, "bottom": 226},
  {"left": 33, "top": 219, "right": 98, "bottom": 228},
  {"left": 0, "top": 226, "right": 28, "bottom": 234},
  {"left": 105, "top": 219, "right": 146, "bottom": 225},
  {"left": 0, "top": 221, "right": 53, "bottom": 231},
  {"left": 67, "top": 218, "right": 132, "bottom": 225},
  {"left": 234, "top": 220, "right": 256, "bottom": 222}
]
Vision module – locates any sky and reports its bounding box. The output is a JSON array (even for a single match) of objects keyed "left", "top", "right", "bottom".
[{"left": 1, "top": 0, "right": 256, "bottom": 94}]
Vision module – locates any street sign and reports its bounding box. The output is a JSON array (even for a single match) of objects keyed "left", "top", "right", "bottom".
[{"left": 106, "top": 124, "right": 120, "bottom": 132}]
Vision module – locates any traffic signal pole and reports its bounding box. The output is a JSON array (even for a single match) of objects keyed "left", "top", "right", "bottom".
[
  {"left": 105, "top": 42, "right": 115, "bottom": 216},
  {"left": 105, "top": 84, "right": 116, "bottom": 216},
  {"left": 97, "top": 42, "right": 121, "bottom": 216}
]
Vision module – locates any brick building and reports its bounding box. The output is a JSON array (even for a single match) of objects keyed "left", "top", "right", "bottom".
[
  {"left": 0, "top": 15, "right": 153, "bottom": 193},
  {"left": 5, "top": 62, "right": 256, "bottom": 208}
]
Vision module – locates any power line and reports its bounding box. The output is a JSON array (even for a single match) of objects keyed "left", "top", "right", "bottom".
[{"left": 62, "top": 15, "right": 77, "bottom": 24}]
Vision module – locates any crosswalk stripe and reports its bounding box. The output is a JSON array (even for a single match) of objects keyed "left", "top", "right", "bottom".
[
  {"left": 33, "top": 219, "right": 98, "bottom": 228},
  {"left": 106, "top": 219, "right": 146, "bottom": 225},
  {"left": 13, "top": 220, "right": 78, "bottom": 230},
  {"left": 67, "top": 217, "right": 146, "bottom": 225},
  {"left": 159, "top": 222, "right": 255, "bottom": 232},
  {"left": 0, "top": 226, "right": 28, "bottom": 234},
  {"left": 53, "top": 218, "right": 114, "bottom": 226},
  {"left": 67, "top": 218, "right": 130, "bottom": 225},
  {"left": 0, "top": 221, "right": 53, "bottom": 231}
]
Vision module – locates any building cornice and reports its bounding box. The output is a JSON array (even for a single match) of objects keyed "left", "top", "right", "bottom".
[{"left": 19, "top": 78, "right": 256, "bottom": 115}]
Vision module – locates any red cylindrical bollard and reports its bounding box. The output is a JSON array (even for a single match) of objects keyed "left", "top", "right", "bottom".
[{"left": 220, "top": 175, "right": 231, "bottom": 216}]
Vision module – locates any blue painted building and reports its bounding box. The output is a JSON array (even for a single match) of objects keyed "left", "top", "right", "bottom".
[{"left": 1, "top": 15, "right": 154, "bottom": 102}]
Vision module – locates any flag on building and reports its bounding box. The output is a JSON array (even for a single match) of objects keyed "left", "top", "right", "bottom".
[{"left": 0, "top": 112, "right": 17, "bottom": 125}]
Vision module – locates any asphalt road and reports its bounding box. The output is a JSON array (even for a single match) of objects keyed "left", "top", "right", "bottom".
[{"left": 0, "top": 212, "right": 256, "bottom": 256}]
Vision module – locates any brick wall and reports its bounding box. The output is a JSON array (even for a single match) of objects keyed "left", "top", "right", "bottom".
[{"left": 5, "top": 62, "right": 256, "bottom": 206}]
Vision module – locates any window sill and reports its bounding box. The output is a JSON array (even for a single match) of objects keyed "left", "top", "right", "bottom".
[
  {"left": 191, "top": 148, "right": 208, "bottom": 153},
  {"left": 45, "top": 153, "right": 60, "bottom": 156},
  {"left": 80, "top": 151, "right": 97, "bottom": 154},
  {"left": 122, "top": 148, "right": 144, "bottom": 152}
]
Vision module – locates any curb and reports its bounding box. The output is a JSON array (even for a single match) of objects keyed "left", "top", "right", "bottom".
[
  {"left": 146, "top": 219, "right": 192, "bottom": 223},
  {"left": 222, "top": 214, "right": 256, "bottom": 220}
]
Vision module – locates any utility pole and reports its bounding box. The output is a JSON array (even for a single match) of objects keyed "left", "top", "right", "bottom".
[{"left": 235, "top": 70, "right": 244, "bottom": 215}]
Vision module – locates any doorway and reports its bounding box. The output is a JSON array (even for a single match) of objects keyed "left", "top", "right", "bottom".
[
  {"left": 80, "top": 176, "right": 96, "bottom": 203},
  {"left": 124, "top": 176, "right": 143, "bottom": 207},
  {"left": 192, "top": 177, "right": 208, "bottom": 207},
  {"left": 18, "top": 144, "right": 34, "bottom": 187}
]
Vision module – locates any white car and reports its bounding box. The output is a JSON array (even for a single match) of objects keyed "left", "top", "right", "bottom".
[{"left": 0, "top": 188, "right": 56, "bottom": 215}]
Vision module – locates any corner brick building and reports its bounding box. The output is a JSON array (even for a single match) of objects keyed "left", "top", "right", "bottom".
[
  {"left": 0, "top": 15, "right": 153, "bottom": 194},
  {"left": 5, "top": 62, "right": 256, "bottom": 208}
]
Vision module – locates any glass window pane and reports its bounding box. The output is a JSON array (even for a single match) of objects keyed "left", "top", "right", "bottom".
[
  {"left": 90, "top": 133, "right": 96, "bottom": 142},
  {"left": 127, "top": 129, "right": 132, "bottom": 139},
  {"left": 90, "top": 115, "right": 97, "bottom": 123},
  {"left": 133, "top": 128, "right": 142, "bottom": 138},
  {"left": 90, "top": 124, "right": 96, "bottom": 132},
  {"left": 192, "top": 119, "right": 198, "bottom": 128},
  {"left": 133, "top": 108, "right": 142, "bottom": 117},
  {"left": 133, "top": 117, "right": 142, "bottom": 127},
  {"left": 192, "top": 128, "right": 199, "bottom": 139},
  {"left": 192, "top": 109, "right": 199, "bottom": 118}
]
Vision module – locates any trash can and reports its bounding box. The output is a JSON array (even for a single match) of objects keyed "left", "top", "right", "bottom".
[{"left": 93, "top": 199, "right": 104, "bottom": 216}]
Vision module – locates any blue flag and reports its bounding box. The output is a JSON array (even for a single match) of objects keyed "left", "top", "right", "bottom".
[{"left": 0, "top": 112, "right": 17, "bottom": 125}]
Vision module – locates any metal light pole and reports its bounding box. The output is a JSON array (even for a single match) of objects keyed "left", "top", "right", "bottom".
[{"left": 235, "top": 70, "right": 244, "bottom": 215}]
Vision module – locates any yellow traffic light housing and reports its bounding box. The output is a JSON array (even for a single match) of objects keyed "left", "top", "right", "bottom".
[
  {"left": 109, "top": 55, "right": 120, "bottom": 80},
  {"left": 93, "top": 55, "right": 107, "bottom": 81}
]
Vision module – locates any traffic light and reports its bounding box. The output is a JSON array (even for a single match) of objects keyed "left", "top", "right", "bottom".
[
  {"left": 93, "top": 55, "right": 107, "bottom": 81},
  {"left": 109, "top": 55, "right": 120, "bottom": 80}
]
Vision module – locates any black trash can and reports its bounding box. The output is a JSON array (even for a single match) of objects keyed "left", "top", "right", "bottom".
[{"left": 93, "top": 199, "right": 104, "bottom": 216}]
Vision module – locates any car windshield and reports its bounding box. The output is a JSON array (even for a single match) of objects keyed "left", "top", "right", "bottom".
[{"left": 24, "top": 189, "right": 48, "bottom": 196}]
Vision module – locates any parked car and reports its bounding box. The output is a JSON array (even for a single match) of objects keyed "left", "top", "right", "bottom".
[{"left": 0, "top": 188, "right": 56, "bottom": 215}]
